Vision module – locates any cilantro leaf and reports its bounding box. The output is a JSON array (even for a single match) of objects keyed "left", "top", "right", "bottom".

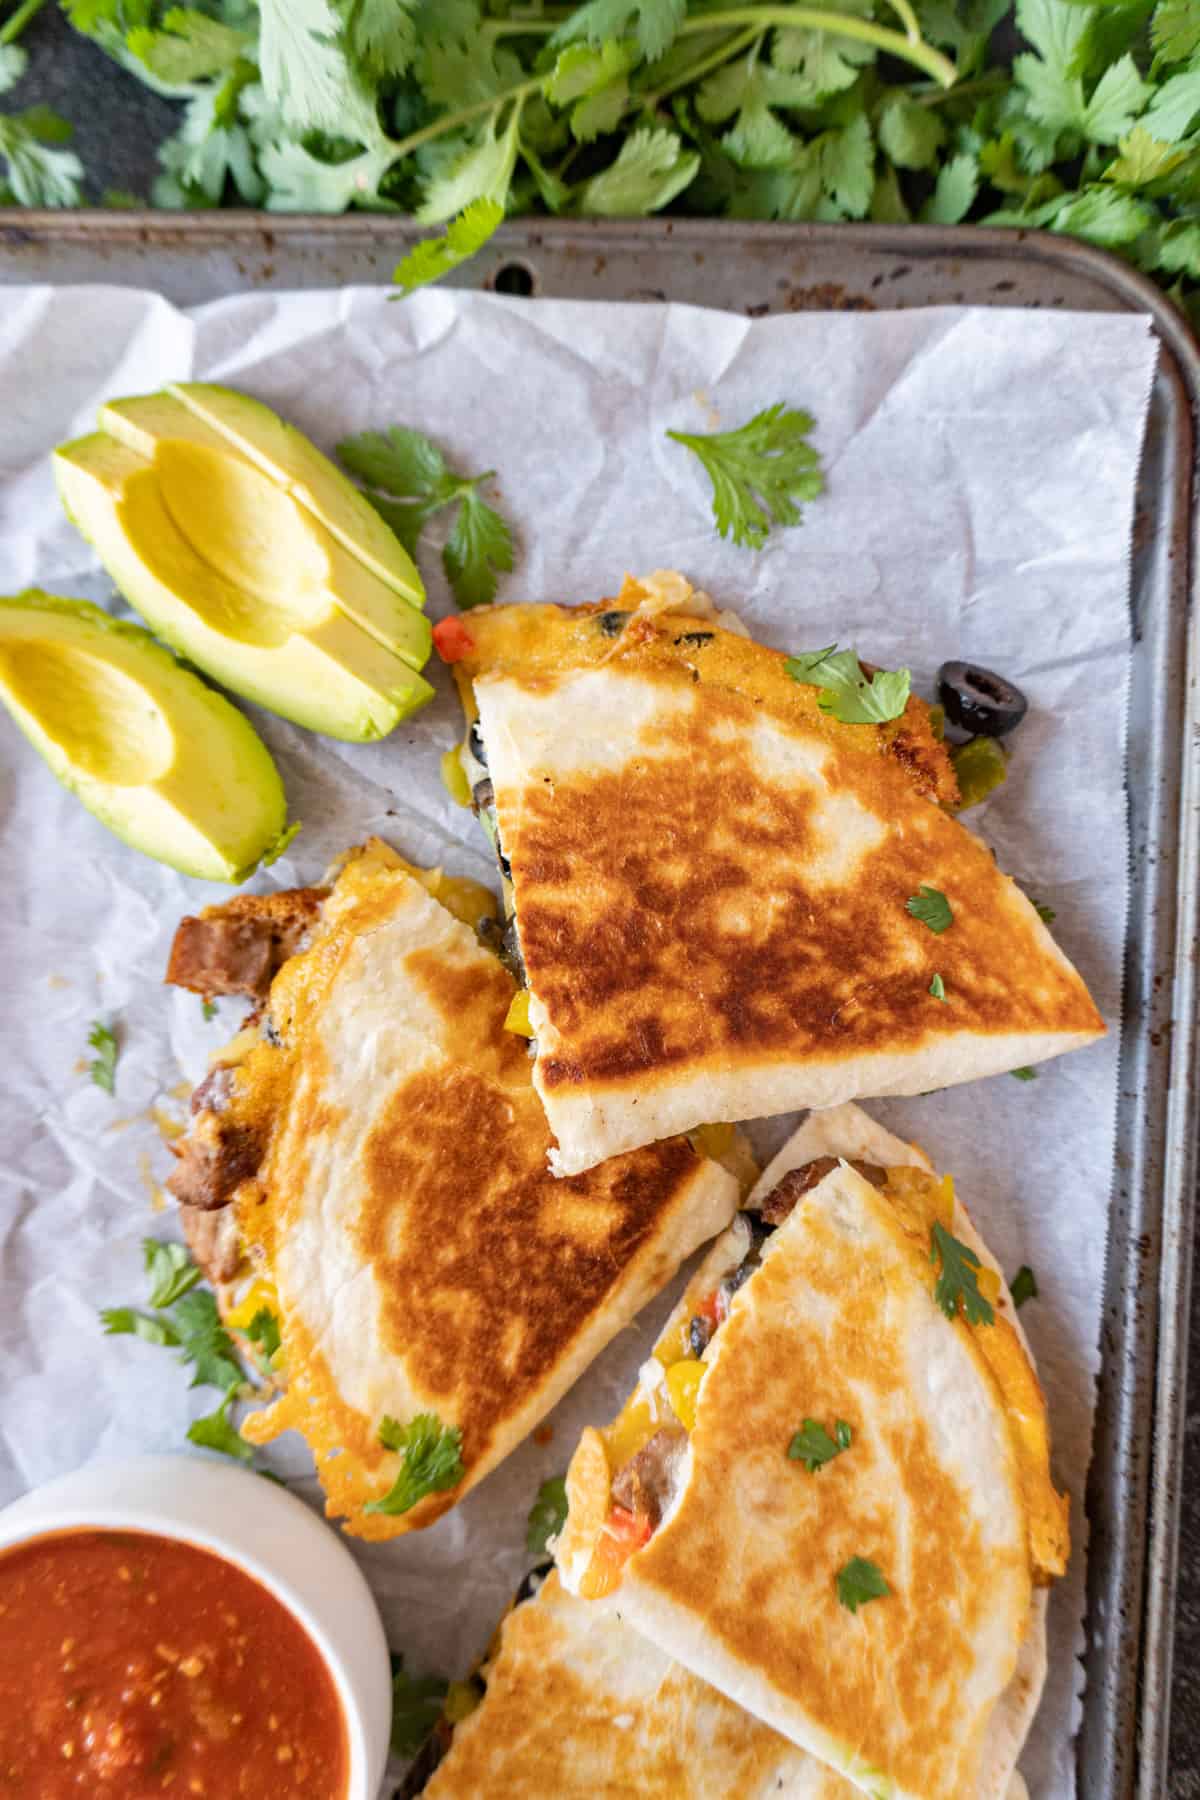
[
  {"left": 101, "top": 1306, "right": 182, "bottom": 1348},
  {"left": 338, "top": 423, "right": 515, "bottom": 610},
  {"left": 128, "top": 10, "right": 251, "bottom": 84},
  {"left": 668, "top": 404, "right": 824, "bottom": 551},
  {"left": 87, "top": 1020, "right": 118, "bottom": 1094},
  {"left": 929, "top": 972, "right": 948, "bottom": 1001},
  {"left": 143, "top": 1238, "right": 203, "bottom": 1308},
  {"left": 788, "top": 1417, "right": 853, "bottom": 1472},
  {"left": 0, "top": 108, "right": 82, "bottom": 208},
  {"left": 786, "top": 645, "right": 911, "bottom": 725},
  {"left": 836, "top": 1555, "right": 891, "bottom": 1612},
  {"left": 255, "top": 136, "right": 393, "bottom": 212},
  {"left": 526, "top": 1474, "right": 569, "bottom": 1553},
  {"left": 394, "top": 198, "right": 504, "bottom": 296},
  {"left": 552, "top": 0, "right": 686, "bottom": 63},
  {"left": 1010, "top": 1064, "right": 1039, "bottom": 1081},
  {"left": 1034, "top": 901, "right": 1057, "bottom": 924},
  {"left": 340, "top": 0, "right": 419, "bottom": 81},
  {"left": 245, "top": 1305, "right": 281, "bottom": 1364},
  {"left": 187, "top": 1385, "right": 255, "bottom": 1464},
  {"left": 930, "top": 1220, "right": 996, "bottom": 1326},
  {"left": 202, "top": 998, "right": 217, "bottom": 1020},
  {"left": 1009, "top": 1263, "right": 1039, "bottom": 1308},
  {"left": 1151, "top": 0, "right": 1200, "bottom": 69},
  {"left": 366, "top": 1412, "right": 465, "bottom": 1516},
  {"left": 581, "top": 126, "right": 699, "bottom": 215},
  {"left": 256, "top": 0, "right": 381, "bottom": 142},
  {"left": 390, "top": 1657, "right": 448, "bottom": 1758},
  {"left": 906, "top": 885, "right": 954, "bottom": 933},
  {"left": 923, "top": 151, "right": 980, "bottom": 223},
  {"left": 878, "top": 93, "right": 947, "bottom": 170},
  {"left": 418, "top": 103, "right": 523, "bottom": 225},
  {"left": 171, "top": 1288, "right": 247, "bottom": 1391},
  {"left": 0, "top": 46, "right": 28, "bottom": 95}
]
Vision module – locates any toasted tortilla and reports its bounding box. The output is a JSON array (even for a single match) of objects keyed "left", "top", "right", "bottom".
[
  {"left": 451, "top": 575, "right": 1104, "bottom": 1175},
  {"left": 418, "top": 1568, "right": 1037, "bottom": 1800},
  {"left": 556, "top": 1105, "right": 1059, "bottom": 1800},
  {"left": 172, "top": 841, "right": 739, "bottom": 1537}
]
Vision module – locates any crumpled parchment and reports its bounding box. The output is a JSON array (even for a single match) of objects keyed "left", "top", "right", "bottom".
[{"left": 0, "top": 286, "right": 1157, "bottom": 1798}]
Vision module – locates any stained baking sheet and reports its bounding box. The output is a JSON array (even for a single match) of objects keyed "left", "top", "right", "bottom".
[{"left": 0, "top": 215, "right": 1195, "bottom": 1800}]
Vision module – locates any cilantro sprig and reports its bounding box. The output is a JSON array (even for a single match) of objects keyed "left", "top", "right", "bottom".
[
  {"left": 338, "top": 425, "right": 514, "bottom": 610},
  {"left": 1010, "top": 1264, "right": 1039, "bottom": 1309},
  {"left": 835, "top": 1555, "right": 891, "bottom": 1613},
  {"left": 526, "top": 1474, "right": 569, "bottom": 1554},
  {"left": 788, "top": 1417, "right": 852, "bottom": 1472},
  {"left": 390, "top": 1656, "right": 449, "bottom": 1759},
  {"left": 87, "top": 1019, "right": 118, "bottom": 1094},
  {"left": 786, "top": 646, "right": 911, "bottom": 725},
  {"left": 930, "top": 1220, "right": 996, "bottom": 1327},
  {"left": 667, "top": 404, "right": 824, "bottom": 550},
  {"left": 366, "top": 1411, "right": 466, "bottom": 1517},
  {"left": 907, "top": 886, "right": 954, "bottom": 934}
]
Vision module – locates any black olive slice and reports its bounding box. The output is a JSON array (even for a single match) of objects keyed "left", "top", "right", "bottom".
[{"left": 936, "top": 660, "right": 1028, "bottom": 738}]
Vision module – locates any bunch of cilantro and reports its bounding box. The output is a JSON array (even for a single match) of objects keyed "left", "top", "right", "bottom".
[{"left": 0, "top": 0, "right": 1193, "bottom": 324}]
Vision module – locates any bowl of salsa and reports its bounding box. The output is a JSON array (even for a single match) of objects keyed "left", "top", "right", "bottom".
[{"left": 0, "top": 1454, "right": 392, "bottom": 1799}]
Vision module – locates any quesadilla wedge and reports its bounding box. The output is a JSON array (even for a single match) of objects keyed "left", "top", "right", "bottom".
[
  {"left": 163, "top": 840, "right": 741, "bottom": 1537},
  {"left": 402, "top": 1565, "right": 1035, "bottom": 1800},
  {"left": 444, "top": 572, "right": 1104, "bottom": 1175},
  {"left": 554, "top": 1103, "right": 1065, "bottom": 1800}
]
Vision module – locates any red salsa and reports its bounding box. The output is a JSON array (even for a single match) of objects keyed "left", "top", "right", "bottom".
[{"left": 0, "top": 1527, "right": 348, "bottom": 1797}]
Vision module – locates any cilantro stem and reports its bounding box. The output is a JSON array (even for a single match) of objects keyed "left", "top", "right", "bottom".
[
  {"left": 882, "top": 0, "right": 922, "bottom": 44},
  {"left": 640, "top": 26, "right": 763, "bottom": 109},
  {"left": 0, "top": 0, "right": 46, "bottom": 47},
  {"left": 386, "top": 77, "right": 546, "bottom": 164},
  {"left": 676, "top": 9, "right": 957, "bottom": 88}
]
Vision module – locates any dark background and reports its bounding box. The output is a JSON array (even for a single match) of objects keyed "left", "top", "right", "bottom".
[{"left": 14, "top": 8, "right": 1200, "bottom": 1788}]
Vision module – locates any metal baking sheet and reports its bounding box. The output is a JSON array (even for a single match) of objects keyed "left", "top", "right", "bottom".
[{"left": 0, "top": 213, "right": 1195, "bottom": 1800}]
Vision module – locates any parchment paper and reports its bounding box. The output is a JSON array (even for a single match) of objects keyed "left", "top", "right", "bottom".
[{"left": 0, "top": 286, "right": 1157, "bottom": 1799}]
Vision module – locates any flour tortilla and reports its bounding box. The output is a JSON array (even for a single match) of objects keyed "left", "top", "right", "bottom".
[
  {"left": 556, "top": 1104, "right": 1056, "bottom": 1800},
  {"left": 453, "top": 580, "right": 1104, "bottom": 1175},
  {"left": 176, "top": 841, "right": 739, "bottom": 1537},
  {"left": 419, "top": 1566, "right": 1037, "bottom": 1800}
]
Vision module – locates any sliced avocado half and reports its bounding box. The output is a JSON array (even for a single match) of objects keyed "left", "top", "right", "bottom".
[
  {"left": 165, "top": 382, "right": 424, "bottom": 610},
  {"left": 0, "top": 590, "right": 292, "bottom": 882},
  {"left": 54, "top": 433, "right": 434, "bottom": 742},
  {"left": 98, "top": 390, "right": 427, "bottom": 659}
]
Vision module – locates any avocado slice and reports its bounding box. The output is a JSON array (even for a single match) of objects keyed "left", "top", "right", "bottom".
[
  {"left": 0, "top": 590, "right": 291, "bottom": 882},
  {"left": 166, "top": 382, "right": 424, "bottom": 610},
  {"left": 54, "top": 433, "right": 434, "bottom": 742},
  {"left": 98, "top": 391, "right": 427, "bottom": 660}
]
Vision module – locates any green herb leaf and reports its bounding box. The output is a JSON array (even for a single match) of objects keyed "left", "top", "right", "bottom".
[
  {"left": 581, "top": 126, "right": 699, "bottom": 215},
  {"left": 0, "top": 109, "right": 82, "bottom": 208},
  {"left": 394, "top": 198, "right": 504, "bottom": 297},
  {"left": 668, "top": 404, "right": 824, "bottom": 551},
  {"left": 390, "top": 1657, "right": 448, "bottom": 1758},
  {"left": 87, "top": 1020, "right": 118, "bottom": 1094},
  {"left": 201, "top": 998, "right": 217, "bottom": 1021},
  {"left": 187, "top": 1384, "right": 255, "bottom": 1464},
  {"left": 101, "top": 1306, "right": 182, "bottom": 1348},
  {"left": 128, "top": 9, "right": 251, "bottom": 84},
  {"left": 1009, "top": 1264, "right": 1039, "bottom": 1308},
  {"left": 1151, "top": 0, "right": 1200, "bottom": 68},
  {"left": 1034, "top": 901, "right": 1057, "bottom": 924},
  {"left": 836, "top": 1555, "right": 891, "bottom": 1613},
  {"left": 170, "top": 1288, "right": 246, "bottom": 1391},
  {"left": 0, "top": 46, "right": 28, "bottom": 95},
  {"left": 245, "top": 1305, "right": 281, "bottom": 1364},
  {"left": 143, "top": 1238, "right": 203, "bottom": 1308},
  {"left": 878, "top": 93, "right": 947, "bottom": 170},
  {"left": 1010, "top": 1064, "right": 1039, "bottom": 1081},
  {"left": 923, "top": 151, "right": 980, "bottom": 223},
  {"left": 906, "top": 885, "right": 954, "bottom": 933},
  {"left": 930, "top": 1220, "right": 996, "bottom": 1326},
  {"left": 552, "top": 0, "right": 686, "bottom": 63},
  {"left": 366, "top": 1412, "right": 465, "bottom": 1516},
  {"left": 929, "top": 972, "right": 947, "bottom": 1001},
  {"left": 788, "top": 1417, "right": 853, "bottom": 1472},
  {"left": 342, "top": 0, "right": 419, "bottom": 81},
  {"left": 526, "top": 1474, "right": 569, "bottom": 1553},
  {"left": 338, "top": 422, "right": 515, "bottom": 610},
  {"left": 256, "top": 0, "right": 380, "bottom": 142},
  {"left": 786, "top": 646, "right": 911, "bottom": 725}
]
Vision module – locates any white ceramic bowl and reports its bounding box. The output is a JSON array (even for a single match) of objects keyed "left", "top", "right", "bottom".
[{"left": 0, "top": 1453, "right": 392, "bottom": 1800}]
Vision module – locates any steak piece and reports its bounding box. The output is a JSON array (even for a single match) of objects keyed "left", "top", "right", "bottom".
[
  {"left": 610, "top": 1425, "right": 689, "bottom": 1529},
  {"left": 759, "top": 1157, "right": 887, "bottom": 1226},
  {"left": 166, "top": 1110, "right": 264, "bottom": 1212},
  {"left": 179, "top": 1201, "right": 242, "bottom": 1285},
  {"left": 165, "top": 888, "right": 328, "bottom": 1002}
]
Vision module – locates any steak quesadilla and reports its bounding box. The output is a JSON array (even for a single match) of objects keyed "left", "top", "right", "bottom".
[
  {"left": 163, "top": 839, "right": 741, "bottom": 1537},
  {"left": 554, "top": 1103, "right": 1064, "bottom": 1800},
  {"left": 404, "top": 1564, "right": 1033, "bottom": 1800},
  {"left": 444, "top": 572, "right": 1104, "bottom": 1175}
]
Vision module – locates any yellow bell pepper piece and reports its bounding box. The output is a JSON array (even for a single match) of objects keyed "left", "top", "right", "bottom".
[
  {"left": 601, "top": 1392, "right": 657, "bottom": 1472},
  {"left": 665, "top": 1359, "right": 705, "bottom": 1431},
  {"left": 225, "top": 1277, "right": 278, "bottom": 1331},
  {"left": 504, "top": 989, "right": 534, "bottom": 1037},
  {"left": 440, "top": 745, "right": 473, "bottom": 808}
]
